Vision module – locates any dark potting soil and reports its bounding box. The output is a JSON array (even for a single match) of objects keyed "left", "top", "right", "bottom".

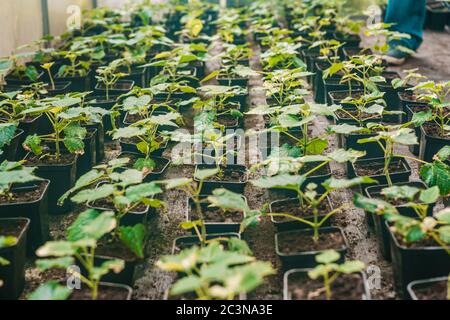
[
  {"left": 97, "top": 82, "right": 132, "bottom": 90},
  {"left": 26, "top": 153, "right": 76, "bottom": 166},
  {"left": 207, "top": 169, "right": 247, "bottom": 183},
  {"left": 96, "top": 237, "right": 137, "bottom": 261},
  {"left": 335, "top": 109, "right": 381, "bottom": 121},
  {"left": 368, "top": 191, "right": 421, "bottom": 206},
  {"left": 92, "top": 198, "right": 148, "bottom": 214},
  {"left": 399, "top": 91, "right": 420, "bottom": 102},
  {"left": 0, "top": 181, "right": 47, "bottom": 204},
  {"left": 354, "top": 159, "right": 405, "bottom": 176},
  {"left": 190, "top": 204, "right": 244, "bottom": 223},
  {"left": 410, "top": 280, "right": 448, "bottom": 300},
  {"left": 300, "top": 162, "right": 331, "bottom": 176},
  {"left": 217, "top": 114, "right": 239, "bottom": 127},
  {"left": 330, "top": 91, "right": 363, "bottom": 101},
  {"left": 288, "top": 273, "right": 365, "bottom": 300},
  {"left": 278, "top": 230, "right": 345, "bottom": 254},
  {"left": 0, "top": 219, "right": 27, "bottom": 238},
  {"left": 69, "top": 285, "right": 130, "bottom": 300},
  {"left": 423, "top": 123, "right": 450, "bottom": 139},
  {"left": 271, "top": 200, "right": 331, "bottom": 222}
]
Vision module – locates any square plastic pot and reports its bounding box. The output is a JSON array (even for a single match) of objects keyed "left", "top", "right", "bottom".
[{"left": 0, "top": 218, "right": 30, "bottom": 300}]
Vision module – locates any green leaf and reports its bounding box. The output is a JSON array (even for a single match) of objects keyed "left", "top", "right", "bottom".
[
  {"left": 119, "top": 224, "right": 146, "bottom": 259},
  {"left": 0, "top": 123, "right": 17, "bottom": 149},
  {"left": 71, "top": 184, "right": 115, "bottom": 204},
  {"left": 170, "top": 275, "right": 202, "bottom": 296},
  {"left": 125, "top": 182, "right": 162, "bottom": 202},
  {"left": 0, "top": 235, "right": 17, "bottom": 249},
  {"left": 36, "top": 257, "right": 75, "bottom": 271},
  {"left": 420, "top": 161, "right": 450, "bottom": 197},
  {"left": 91, "top": 259, "right": 125, "bottom": 281},
  {"left": 436, "top": 146, "right": 450, "bottom": 162},
  {"left": 36, "top": 241, "right": 77, "bottom": 257},
  {"left": 112, "top": 127, "right": 147, "bottom": 140},
  {"left": 327, "top": 148, "right": 366, "bottom": 163},
  {"left": 339, "top": 260, "right": 365, "bottom": 274},
  {"left": 435, "top": 208, "right": 450, "bottom": 224},
  {"left": 316, "top": 250, "right": 340, "bottom": 264},
  {"left": 63, "top": 137, "right": 85, "bottom": 154},
  {"left": 28, "top": 281, "right": 72, "bottom": 300},
  {"left": 406, "top": 225, "right": 425, "bottom": 242},
  {"left": 161, "top": 178, "right": 192, "bottom": 189},
  {"left": 411, "top": 110, "right": 433, "bottom": 127},
  {"left": 438, "top": 226, "right": 450, "bottom": 244},
  {"left": 251, "top": 174, "right": 305, "bottom": 191},
  {"left": 133, "top": 158, "right": 156, "bottom": 171},
  {"left": 353, "top": 193, "right": 398, "bottom": 216},
  {"left": 201, "top": 70, "right": 220, "bottom": 83},
  {"left": 419, "top": 186, "right": 440, "bottom": 204},
  {"left": 195, "top": 168, "right": 219, "bottom": 181},
  {"left": 207, "top": 189, "right": 250, "bottom": 212},
  {"left": 381, "top": 185, "right": 419, "bottom": 201},
  {"left": 58, "top": 169, "right": 104, "bottom": 205},
  {"left": 323, "top": 177, "right": 377, "bottom": 190},
  {"left": 23, "top": 134, "right": 43, "bottom": 155},
  {"left": 306, "top": 138, "right": 328, "bottom": 155},
  {"left": 327, "top": 124, "right": 369, "bottom": 135}
]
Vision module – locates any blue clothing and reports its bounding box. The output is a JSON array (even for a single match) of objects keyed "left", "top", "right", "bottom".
[{"left": 385, "top": 0, "right": 427, "bottom": 51}]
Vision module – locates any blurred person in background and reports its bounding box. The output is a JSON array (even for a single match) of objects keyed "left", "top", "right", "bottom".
[{"left": 383, "top": 0, "right": 427, "bottom": 65}]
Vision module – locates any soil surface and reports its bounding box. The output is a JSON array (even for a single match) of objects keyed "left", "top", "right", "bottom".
[
  {"left": 0, "top": 181, "right": 47, "bottom": 204},
  {"left": 409, "top": 280, "right": 448, "bottom": 300},
  {"left": 278, "top": 230, "right": 345, "bottom": 254},
  {"left": 354, "top": 159, "right": 406, "bottom": 176},
  {"left": 69, "top": 285, "right": 130, "bottom": 300},
  {"left": 288, "top": 273, "right": 366, "bottom": 300},
  {"left": 0, "top": 219, "right": 27, "bottom": 238},
  {"left": 25, "top": 153, "right": 76, "bottom": 166},
  {"left": 190, "top": 203, "right": 244, "bottom": 223},
  {"left": 271, "top": 199, "right": 332, "bottom": 222}
]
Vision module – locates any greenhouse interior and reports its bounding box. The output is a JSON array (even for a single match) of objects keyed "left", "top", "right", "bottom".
[{"left": 0, "top": 0, "right": 449, "bottom": 304}]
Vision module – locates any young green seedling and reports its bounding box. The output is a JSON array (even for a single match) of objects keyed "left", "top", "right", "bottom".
[{"left": 308, "top": 250, "right": 365, "bottom": 300}]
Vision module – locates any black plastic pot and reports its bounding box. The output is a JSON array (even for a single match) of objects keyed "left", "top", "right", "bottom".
[
  {"left": 217, "top": 77, "right": 248, "bottom": 87},
  {"left": 85, "top": 95, "right": 119, "bottom": 141},
  {"left": 76, "top": 128, "right": 97, "bottom": 178},
  {"left": 118, "top": 151, "right": 171, "bottom": 181},
  {"left": 94, "top": 80, "right": 135, "bottom": 97},
  {"left": 349, "top": 156, "right": 412, "bottom": 186},
  {"left": 172, "top": 233, "right": 241, "bottom": 254},
  {"left": 283, "top": 269, "right": 371, "bottom": 300},
  {"left": 0, "top": 129, "right": 23, "bottom": 162},
  {"left": 55, "top": 70, "right": 91, "bottom": 92},
  {"left": 419, "top": 125, "right": 450, "bottom": 163},
  {"left": 84, "top": 121, "right": 105, "bottom": 163},
  {"left": 88, "top": 197, "right": 150, "bottom": 227},
  {"left": 0, "top": 181, "right": 50, "bottom": 253},
  {"left": 121, "top": 66, "right": 147, "bottom": 88},
  {"left": 195, "top": 164, "right": 248, "bottom": 195},
  {"left": 399, "top": 92, "right": 423, "bottom": 124},
  {"left": 186, "top": 196, "right": 246, "bottom": 234},
  {"left": 378, "top": 71, "right": 407, "bottom": 123},
  {"left": 226, "top": 92, "right": 249, "bottom": 112},
  {"left": 407, "top": 277, "right": 448, "bottom": 300},
  {"left": 364, "top": 181, "right": 434, "bottom": 261},
  {"left": 25, "top": 153, "right": 77, "bottom": 215},
  {"left": 0, "top": 218, "right": 30, "bottom": 300},
  {"left": 388, "top": 222, "right": 450, "bottom": 298},
  {"left": 43, "top": 81, "right": 72, "bottom": 97},
  {"left": 426, "top": 5, "right": 450, "bottom": 31},
  {"left": 275, "top": 227, "right": 348, "bottom": 269},
  {"left": 77, "top": 251, "right": 140, "bottom": 287},
  {"left": 68, "top": 282, "right": 133, "bottom": 300},
  {"left": 5, "top": 72, "right": 44, "bottom": 86},
  {"left": 269, "top": 197, "right": 333, "bottom": 232}
]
